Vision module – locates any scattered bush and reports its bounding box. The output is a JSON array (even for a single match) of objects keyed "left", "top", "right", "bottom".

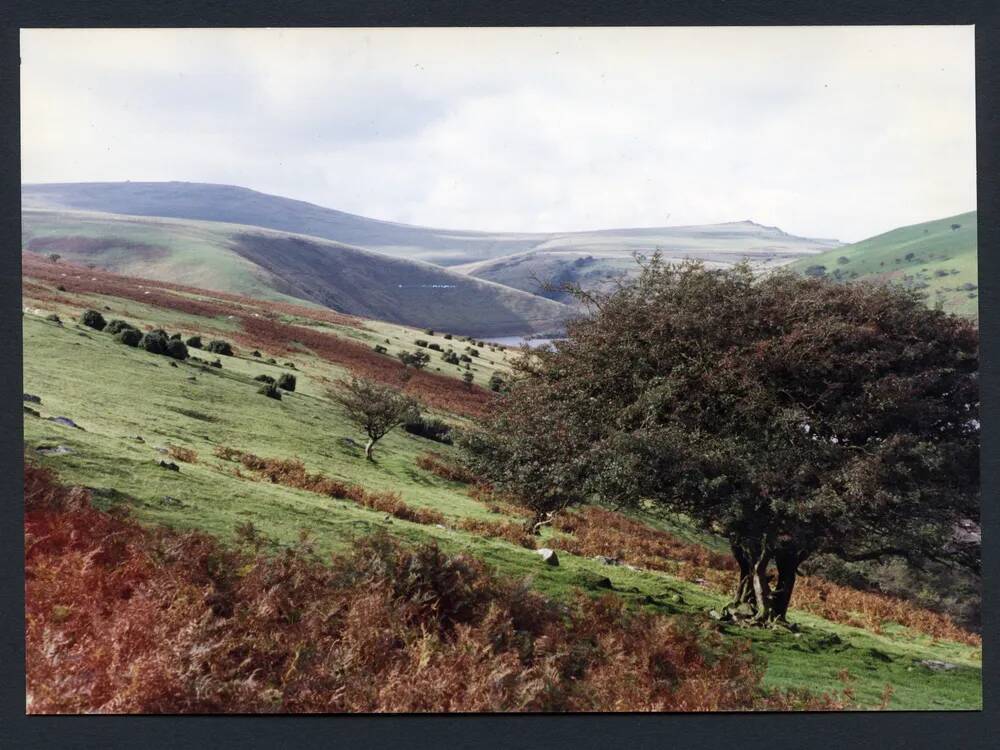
[
  {"left": 252, "top": 350, "right": 261, "bottom": 357},
  {"left": 105, "top": 319, "right": 137, "bottom": 335},
  {"left": 254, "top": 374, "right": 276, "bottom": 384},
  {"left": 139, "top": 329, "right": 169, "bottom": 355},
  {"left": 444, "top": 333, "right": 453, "bottom": 340},
  {"left": 186, "top": 335, "right": 203, "bottom": 349},
  {"left": 462, "top": 372, "right": 474, "bottom": 388},
  {"left": 206, "top": 340, "right": 234, "bottom": 356},
  {"left": 803, "top": 265, "right": 826, "bottom": 278},
  {"left": 488, "top": 373, "right": 505, "bottom": 392},
  {"left": 258, "top": 383, "right": 282, "bottom": 400},
  {"left": 115, "top": 328, "right": 142, "bottom": 347},
  {"left": 416, "top": 452, "right": 477, "bottom": 483},
  {"left": 404, "top": 415, "right": 454, "bottom": 445},
  {"left": 373, "top": 344, "right": 388, "bottom": 354},
  {"left": 460, "top": 354, "right": 472, "bottom": 363},
  {"left": 277, "top": 373, "right": 297, "bottom": 392},
  {"left": 169, "top": 333, "right": 182, "bottom": 341},
  {"left": 442, "top": 351, "right": 460, "bottom": 365},
  {"left": 165, "top": 339, "right": 189, "bottom": 360},
  {"left": 415, "top": 339, "right": 429, "bottom": 348},
  {"left": 837, "top": 256, "right": 851, "bottom": 265},
  {"left": 457, "top": 517, "right": 537, "bottom": 549},
  {"left": 428, "top": 343, "right": 442, "bottom": 351},
  {"left": 80, "top": 310, "right": 107, "bottom": 331}
]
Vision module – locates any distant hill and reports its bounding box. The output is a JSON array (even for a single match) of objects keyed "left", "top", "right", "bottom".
[
  {"left": 454, "top": 221, "right": 841, "bottom": 302},
  {"left": 21, "top": 209, "right": 574, "bottom": 337},
  {"left": 784, "top": 211, "right": 978, "bottom": 318},
  {"left": 22, "top": 182, "right": 839, "bottom": 274}
]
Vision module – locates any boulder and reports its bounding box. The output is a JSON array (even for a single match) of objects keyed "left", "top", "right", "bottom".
[
  {"left": 593, "top": 555, "right": 621, "bottom": 566},
  {"left": 918, "top": 659, "right": 958, "bottom": 671},
  {"left": 47, "top": 416, "right": 83, "bottom": 430},
  {"left": 23, "top": 393, "right": 42, "bottom": 404},
  {"left": 36, "top": 444, "right": 73, "bottom": 456},
  {"left": 535, "top": 548, "right": 559, "bottom": 566}
]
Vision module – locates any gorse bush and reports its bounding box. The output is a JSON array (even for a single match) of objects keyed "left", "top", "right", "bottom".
[
  {"left": 254, "top": 374, "right": 276, "bottom": 385},
  {"left": 115, "top": 328, "right": 142, "bottom": 347},
  {"left": 206, "top": 340, "right": 234, "bottom": 356},
  {"left": 403, "top": 415, "right": 454, "bottom": 445},
  {"left": 186, "top": 335, "right": 203, "bottom": 349},
  {"left": 26, "top": 461, "right": 859, "bottom": 713},
  {"left": 105, "top": 319, "right": 137, "bottom": 335},
  {"left": 165, "top": 339, "right": 189, "bottom": 361},
  {"left": 80, "top": 310, "right": 107, "bottom": 331},
  {"left": 139, "top": 329, "right": 169, "bottom": 355},
  {"left": 277, "top": 373, "right": 297, "bottom": 392},
  {"left": 258, "top": 384, "right": 282, "bottom": 400}
]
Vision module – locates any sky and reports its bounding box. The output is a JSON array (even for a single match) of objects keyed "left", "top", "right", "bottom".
[{"left": 21, "top": 26, "right": 976, "bottom": 242}]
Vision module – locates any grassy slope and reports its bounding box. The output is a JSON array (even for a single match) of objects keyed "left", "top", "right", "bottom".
[
  {"left": 785, "top": 212, "right": 978, "bottom": 318},
  {"left": 22, "top": 209, "right": 573, "bottom": 337},
  {"left": 22, "top": 283, "right": 981, "bottom": 710}
]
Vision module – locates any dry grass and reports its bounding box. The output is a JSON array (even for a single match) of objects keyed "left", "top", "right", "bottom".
[
  {"left": 25, "top": 460, "right": 856, "bottom": 713},
  {"left": 415, "top": 452, "right": 479, "bottom": 484},
  {"left": 214, "top": 446, "right": 447, "bottom": 526},
  {"left": 456, "top": 518, "right": 537, "bottom": 550},
  {"left": 166, "top": 445, "right": 198, "bottom": 463}
]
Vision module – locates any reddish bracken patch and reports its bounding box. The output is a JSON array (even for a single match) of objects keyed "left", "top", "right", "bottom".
[
  {"left": 23, "top": 254, "right": 494, "bottom": 417},
  {"left": 26, "top": 460, "right": 856, "bottom": 713}
]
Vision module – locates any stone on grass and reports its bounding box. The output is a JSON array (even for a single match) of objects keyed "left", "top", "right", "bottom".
[
  {"left": 535, "top": 548, "right": 559, "bottom": 566},
  {"left": 918, "top": 659, "right": 958, "bottom": 671},
  {"left": 47, "top": 416, "right": 83, "bottom": 430},
  {"left": 36, "top": 444, "right": 73, "bottom": 456},
  {"left": 23, "top": 393, "right": 42, "bottom": 404}
]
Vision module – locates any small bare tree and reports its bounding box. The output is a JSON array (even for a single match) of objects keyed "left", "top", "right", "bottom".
[{"left": 330, "top": 377, "right": 419, "bottom": 461}]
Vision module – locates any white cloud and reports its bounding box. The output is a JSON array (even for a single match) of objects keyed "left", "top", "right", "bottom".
[{"left": 21, "top": 26, "right": 976, "bottom": 241}]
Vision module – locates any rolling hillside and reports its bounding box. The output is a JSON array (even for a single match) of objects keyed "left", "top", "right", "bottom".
[
  {"left": 21, "top": 257, "right": 983, "bottom": 710},
  {"left": 22, "top": 182, "right": 839, "bottom": 272},
  {"left": 22, "top": 209, "right": 574, "bottom": 337},
  {"left": 454, "top": 220, "right": 841, "bottom": 302},
  {"left": 785, "top": 211, "right": 978, "bottom": 318}
]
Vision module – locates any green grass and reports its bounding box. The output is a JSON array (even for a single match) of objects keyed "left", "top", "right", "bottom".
[
  {"left": 786, "top": 211, "right": 978, "bottom": 318},
  {"left": 22, "top": 307, "right": 981, "bottom": 710}
]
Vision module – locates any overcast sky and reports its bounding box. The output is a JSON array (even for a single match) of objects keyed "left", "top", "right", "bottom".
[{"left": 21, "top": 27, "right": 976, "bottom": 242}]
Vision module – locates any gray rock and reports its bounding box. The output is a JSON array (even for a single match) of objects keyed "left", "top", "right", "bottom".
[
  {"left": 594, "top": 555, "right": 621, "bottom": 566},
  {"left": 23, "top": 393, "right": 42, "bottom": 404},
  {"left": 536, "top": 548, "right": 559, "bottom": 566},
  {"left": 708, "top": 609, "right": 724, "bottom": 620},
  {"left": 132, "top": 435, "right": 145, "bottom": 443},
  {"left": 918, "top": 659, "right": 958, "bottom": 671},
  {"left": 36, "top": 444, "right": 73, "bottom": 456},
  {"left": 161, "top": 495, "right": 184, "bottom": 507},
  {"left": 47, "top": 416, "right": 83, "bottom": 430},
  {"left": 154, "top": 446, "right": 169, "bottom": 454}
]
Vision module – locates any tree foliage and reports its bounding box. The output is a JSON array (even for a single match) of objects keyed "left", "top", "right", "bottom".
[
  {"left": 462, "top": 259, "right": 979, "bottom": 623},
  {"left": 330, "top": 377, "right": 419, "bottom": 461}
]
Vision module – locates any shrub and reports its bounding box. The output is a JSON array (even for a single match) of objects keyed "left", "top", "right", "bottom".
[
  {"left": 252, "top": 350, "right": 261, "bottom": 357},
  {"left": 186, "top": 335, "right": 203, "bottom": 349},
  {"left": 254, "top": 374, "right": 276, "bottom": 384},
  {"left": 460, "top": 354, "right": 472, "bottom": 363},
  {"left": 424, "top": 329, "right": 434, "bottom": 335},
  {"left": 442, "top": 351, "right": 460, "bottom": 365},
  {"left": 489, "top": 373, "right": 505, "bottom": 392},
  {"left": 403, "top": 415, "right": 454, "bottom": 444},
  {"left": 115, "top": 328, "right": 142, "bottom": 347},
  {"left": 206, "top": 340, "right": 233, "bottom": 356},
  {"left": 284, "top": 362, "right": 296, "bottom": 369},
  {"left": 165, "top": 339, "right": 189, "bottom": 360},
  {"left": 428, "top": 343, "right": 442, "bottom": 351},
  {"left": 80, "top": 310, "right": 107, "bottom": 331},
  {"left": 462, "top": 372, "right": 475, "bottom": 388},
  {"left": 415, "top": 339, "right": 429, "bottom": 348},
  {"left": 803, "top": 265, "right": 826, "bottom": 278},
  {"left": 277, "top": 373, "right": 297, "bottom": 392},
  {"left": 170, "top": 333, "right": 182, "bottom": 341},
  {"left": 837, "top": 256, "right": 851, "bottom": 265},
  {"left": 444, "top": 333, "right": 453, "bottom": 340},
  {"left": 210, "top": 359, "right": 223, "bottom": 369},
  {"left": 258, "top": 384, "right": 282, "bottom": 400},
  {"left": 373, "top": 344, "right": 388, "bottom": 354},
  {"left": 139, "top": 329, "right": 169, "bottom": 355},
  {"left": 105, "top": 319, "right": 137, "bottom": 335}
]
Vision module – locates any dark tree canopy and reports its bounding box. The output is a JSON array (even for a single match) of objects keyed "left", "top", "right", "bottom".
[
  {"left": 462, "top": 259, "right": 979, "bottom": 623},
  {"left": 330, "top": 377, "right": 419, "bottom": 461}
]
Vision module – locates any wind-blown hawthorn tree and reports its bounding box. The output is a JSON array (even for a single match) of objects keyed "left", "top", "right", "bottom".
[
  {"left": 462, "top": 258, "right": 979, "bottom": 624},
  {"left": 331, "top": 377, "right": 419, "bottom": 461}
]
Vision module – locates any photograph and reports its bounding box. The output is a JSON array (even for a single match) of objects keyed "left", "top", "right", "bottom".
[{"left": 20, "top": 26, "right": 980, "bottom": 713}]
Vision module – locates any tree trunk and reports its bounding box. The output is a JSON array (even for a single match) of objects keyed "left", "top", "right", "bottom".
[
  {"left": 365, "top": 438, "right": 375, "bottom": 461},
  {"left": 770, "top": 549, "right": 799, "bottom": 622},
  {"left": 731, "top": 544, "right": 756, "bottom": 609},
  {"left": 750, "top": 547, "right": 773, "bottom": 621}
]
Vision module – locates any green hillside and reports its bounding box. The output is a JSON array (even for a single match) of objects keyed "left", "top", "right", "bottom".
[
  {"left": 786, "top": 212, "right": 978, "bottom": 318},
  {"left": 22, "top": 209, "right": 574, "bottom": 337},
  {"left": 21, "top": 265, "right": 982, "bottom": 710}
]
